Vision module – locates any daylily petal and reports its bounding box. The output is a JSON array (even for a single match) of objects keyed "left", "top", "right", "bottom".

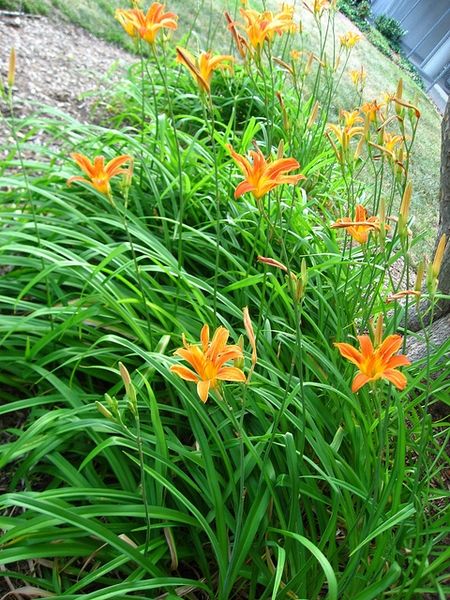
[
  {"left": 358, "top": 335, "right": 374, "bottom": 360},
  {"left": 334, "top": 342, "right": 363, "bottom": 368},
  {"left": 378, "top": 334, "right": 403, "bottom": 361},
  {"left": 387, "top": 355, "right": 411, "bottom": 368},
  {"left": 216, "top": 347, "right": 244, "bottom": 368},
  {"left": 235, "top": 181, "right": 256, "bottom": 199},
  {"left": 174, "top": 346, "right": 205, "bottom": 375},
  {"left": 197, "top": 379, "right": 211, "bottom": 403},
  {"left": 170, "top": 365, "right": 199, "bottom": 383},
  {"left": 208, "top": 326, "right": 229, "bottom": 361},
  {"left": 105, "top": 155, "right": 133, "bottom": 177},
  {"left": 200, "top": 324, "right": 209, "bottom": 352},
  {"left": 217, "top": 367, "right": 247, "bottom": 382},
  {"left": 383, "top": 368, "right": 407, "bottom": 390},
  {"left": 70, "top": 153, "right": 96, "bottom": 177},
  {"left": 351, "top": 372, "right": 371, "bottom": 392},
  {"left": 67, "top": 176, "right": 94, "bottom": 188},
  {"left": 265, "top": 157, "right": 300, "bottom": 180},
  {"left": 355, "top": 204, "right": 367, "bottom": 221}
]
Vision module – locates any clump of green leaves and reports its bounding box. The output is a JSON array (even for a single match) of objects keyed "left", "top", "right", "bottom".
[
  {"left": 338, "top": 0, "right": 371, "bottom": 30},
  {"left": 374, "top": 13, "right": 406, "bottom": 51},
  {"left": 0, "top": 2, "right": 448, "bottom": 599}
]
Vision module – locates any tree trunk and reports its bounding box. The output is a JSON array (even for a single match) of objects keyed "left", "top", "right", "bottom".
[{"left": 437, "top": 96, "right": 450, "bottom": 301}]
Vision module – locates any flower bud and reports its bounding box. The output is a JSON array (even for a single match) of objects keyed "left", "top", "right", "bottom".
[{"left": 8, "top": 48, "right": 16, "bottom": 89}]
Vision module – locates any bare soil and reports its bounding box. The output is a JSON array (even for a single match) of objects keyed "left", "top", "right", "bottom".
[{"left": 0, "top": 11, "right": 135, "bottom": 122}]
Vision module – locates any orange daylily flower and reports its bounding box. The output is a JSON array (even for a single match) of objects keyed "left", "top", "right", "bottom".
[
  {"left": 369, "top": 132, "right": 405, "bottom": 163},
  {"left": 339, "top": 31, "right": 361, "bottom": 48},
  {"left": 335, "top": 334, "right": 410, "bottom": 392},
  {"left": 228, "top": 144, "right": 304, "bottom": 200},
  {"left": 170, "top": 324, "right": 246, "bottom": 403},
  {"left": 67, "top": 153, "right": 133, "bottom": 196},
  {"left": 349, "top": 67, "right": 366, "bottom": 88},
  {"left": 304, "top": 0, "right": 334, "bottom": 16},
  {"left": 331, "top": 204, "right": 382, "bottom": 244},
  {"left": 326, "top": 123, "right": 364, "bottom": 157},
  {"left": 115, "top": 3, "right": 178, "bottom": 45},
  {"left": 176, "top": 47, "right": 234, "bottom": 94},
  {"left": 361, "top": 99, "right": 384, "bottom": 123},
  {"left": 340, "top": 109, "right": 363, "bottom": 128},
  {"left": 237, "top": 6, "right": 297, "bottom": 51}
]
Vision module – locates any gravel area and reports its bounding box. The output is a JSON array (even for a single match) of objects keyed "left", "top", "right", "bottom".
[{"left": 0, "top": 11, "right": 135, "bottom": 121}]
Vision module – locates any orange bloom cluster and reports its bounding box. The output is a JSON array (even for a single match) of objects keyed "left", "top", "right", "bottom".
[
  {"left": 232, "top": 5, "right": 297, "bottom": 53},
  {"left": 176, "top": 47, "right": 234, "bottom": 94},
  {"left": 331, "top": 204, "right": 381, "bottom": 244},
  {"left": 170, "top": 325, "right": 246, "bottom": 403},
  {"left": 115, "top": 3, "right": 178, "bottom": 45},
  {"left": 228, "top": 144, "right": 304, "bottom": 200},
  {"left": 305, "top": 0, "right": 335, "bottom": 16},
  {"left": 67, "top": 153, "right": 133, "bottom": 196},
  {"left": 335, "top": 334, "right": 410, "bottom": 392}
]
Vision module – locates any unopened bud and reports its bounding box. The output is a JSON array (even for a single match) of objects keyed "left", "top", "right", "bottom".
[
  {"left": 243, "top": 306, "right": 257, "bottom": 368},
  {"left": 307, "top": 100, "right": 319, "bottom": 129},
  {"left": 234, "top": 334, "right": 245, "bottom": 370},
  {"left": 431, "top": 234, "right": 447, "bottom": 280},
  {"left": 119, "top": 362, "right": 137, "bottom": 415},
  {"left": 415, "top": 258, "right": 426, "bottom": 294},
  {"left": 277, "top": 139, "right": 285, "bottom": 160},
  {"left": 96, "top": 401, "right": 114, "bottom": 419},
  {"left": 427, "top": 235, "right": 447, "bottom": 295},
  {"left": 8, "top": 48, "right": 16, "bottom": 89},
  {"left": 398, "top": 181, "right": 412, "bottom": 240},
  {"left": 104, "top": 393, "right": 120, "bottom": 419},
  {"left": 374, "top": 313, "right": 383, "bottom": 347}
]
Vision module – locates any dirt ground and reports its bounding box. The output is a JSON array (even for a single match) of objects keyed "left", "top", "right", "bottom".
[{"left": 0, "top": 11, "right": 135, "bottom": 121}]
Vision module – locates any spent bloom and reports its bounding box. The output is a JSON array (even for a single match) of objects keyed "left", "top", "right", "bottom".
[
  {"left": 228, "top": 143, "right": 304, "bottom": 200},
  {"left": 176, "top": 47, "right": 234, "bottom": 94},
  {"left": 67, "top": 153, "right": 133, "bottom": 197},
  {"left": 331, "top": 204, "right": 382, "bottom": 244},
  {"left": 224, "top": 11, "right": 249, "bottom": 58},
  {"left": 115, "top": 3, "right": 178, "bottom": 45},
  {"left": 335, "top": 333, "right": 410, "bottom": 392},
  {"left": 170, "top": 324, "right": 246, "bottom": 403}
]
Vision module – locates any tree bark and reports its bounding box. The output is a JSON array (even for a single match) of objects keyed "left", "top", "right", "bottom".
[{"left": 437, "top": 96, "right": 450, "bottom": 300}]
